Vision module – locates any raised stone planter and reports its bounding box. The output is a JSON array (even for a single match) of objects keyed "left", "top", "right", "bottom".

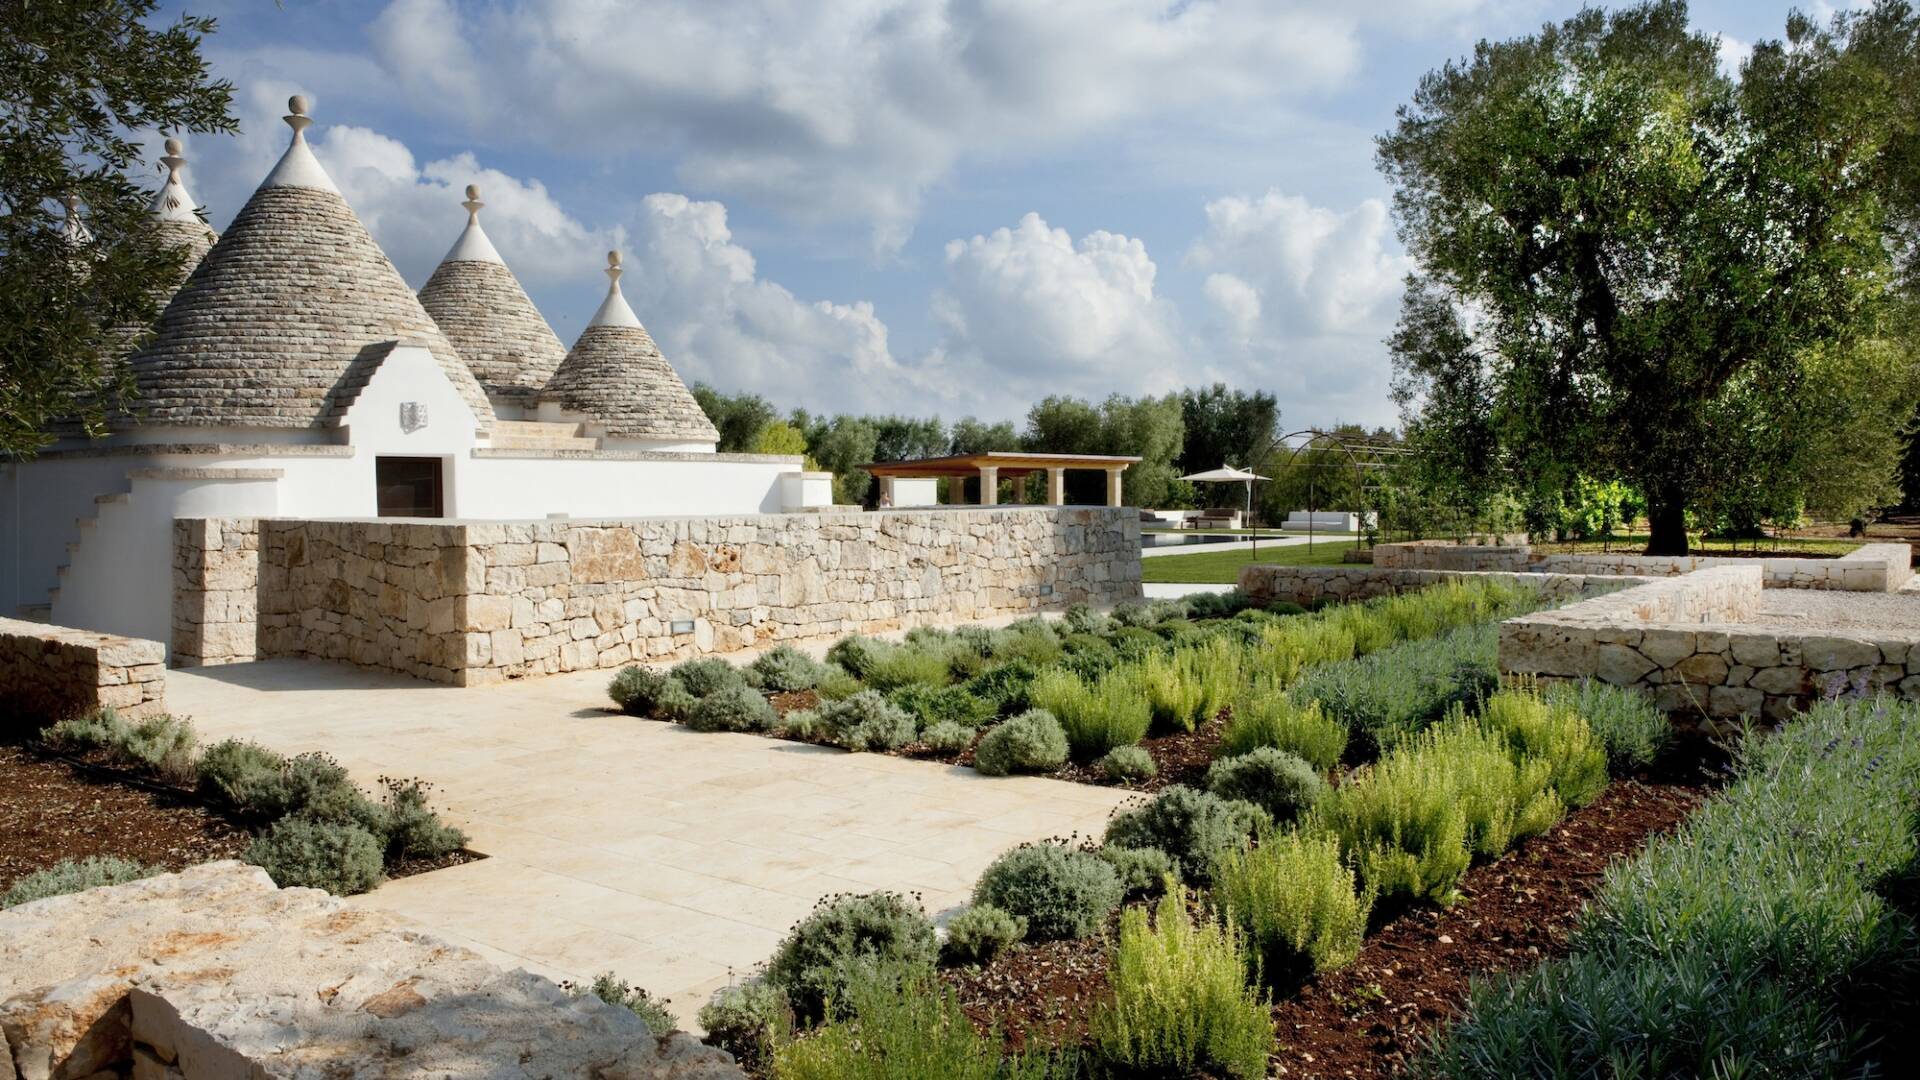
[
  {"left": 0, "top": 862, "right": 741, "bottom": 1079},
  {"left": 1368, "top": 539, "right": 1912, "bottom": 592},
  {"left": 0, "top": 618, "right": 165, "bottom": 724},
  {"left": 1498, "top": 565, "right": 1920, "bottom": 720},
  {"left": 1237, "top": 565, "right": 1650, "bottom": 608}
]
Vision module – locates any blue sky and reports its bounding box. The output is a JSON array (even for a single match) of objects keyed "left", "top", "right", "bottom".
[{"left": 154, "top": 0, "right": 1846, "bottom": 429}]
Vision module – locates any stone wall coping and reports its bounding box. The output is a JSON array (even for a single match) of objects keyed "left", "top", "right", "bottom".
[
  {"left": 30, "top": 442, "right": 354, "bottom": 460},
  {"left": 127, "top": 467, "right": 286, "bottom": 481},
  {"left": 198, "top": 504, "right": 1112, "bottom": 528},
  {"left": 0, "top": 616, "right": 166, "bottom": 664},
  {"left": 470, "top": 447, "right": 803, "bottom": 464}
]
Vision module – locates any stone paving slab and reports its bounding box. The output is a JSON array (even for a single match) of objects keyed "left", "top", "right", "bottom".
[{"left": 168, "top": 658, "right": 1132, "bottom": 1026}]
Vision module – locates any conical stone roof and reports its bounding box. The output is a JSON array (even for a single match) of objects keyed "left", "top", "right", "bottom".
[
  {"left": 540, "top": 252, "right": 719, "bottom": 443},
  {"left": 418, "top": 186, "right": 565, "bottom": 405},
  {"left": 128, "top": 97, "right": 491, "bottom": 432},
  {"left": 149, "top": 138, "right": 218, "bottom": 277}
]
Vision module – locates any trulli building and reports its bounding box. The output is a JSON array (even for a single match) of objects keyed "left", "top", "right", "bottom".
[{"left": 0, "top": 98, "right": 829, "bottom": 649}]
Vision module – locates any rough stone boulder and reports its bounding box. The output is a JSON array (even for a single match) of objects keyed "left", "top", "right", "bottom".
[{"left": 0, "top": 862, "right": 741, "bottom": 1079}]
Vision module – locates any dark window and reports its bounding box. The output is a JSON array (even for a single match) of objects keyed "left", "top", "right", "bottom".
[{"left": 376, "top": 457, "right": 444, "bottom": 518}]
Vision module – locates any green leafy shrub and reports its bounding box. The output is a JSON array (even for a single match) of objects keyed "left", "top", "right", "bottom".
[
  {"left": 685, "top": 683, "right": 779, "bottom": 733},
  {"left": 2, "top": 855, "right": 157, "bottom": 908},
  {"left": 941, "top": 903, "right": 1027, "bottom": 966},
  {"left": 989, "top": 624, "right": 1065, "bottom": 669},
  {"left": 1029, "top": 666, "right": 1152, "bottom": 760},
  {"left": 1415, "top": 696, "right": 1920, "bottom": 1078},
  {"left": 1543, "top": 679, "right": 1670, "bottom": 774},
  {"left": 817, "top": 690, "right": 916, "bottom": 751},
  {"left": 377, "top": 777, "right": 467, "bottom": 861},
  {"left": 273, "top": 752, "right": 386, "bottom": 835},
  {"left": 972, "top": 841, "right": 1124, "bottom": 941},
  {"left": 1303, "top": 718, "right": 1561, "bottom": 907},
  {"left": 1109, "top": 625, "right": 1165, "bottom": 661},
  {"left": 861, "top": 645, "right": 954, "bottom": 692},
  {"left": 1294, "top": 623, "right": 1502, "bottom": 757},
  {"left": 698, "top": 981, "right": 792, "bottom": 1070},
  {"left": 1216, "top": 831, "right": 1373, "bottom": 988},
  {"left": 1103, "top": 785, "right": 1269, "bottom": 884},
  {"left": 41, "top": 708, "right": 127, "bottom": 751},
  {"left": 972, "top": 709, "right": 1069, "bottom": 776},
  {"left": 1219, "top": 690, "right": 1348, "bottom": 771},
  {"left": 1184, "top": 590, "right": 1252, "bottom": 619},
  {"left": 765, "top": 891, "right": 938, "bottom": 1024},
  {"left": 573, "top": 972, "right": 678, "bottom": 1036},
  {"left": 1097, "top": 845, "right": 1180, "bottom": 898},
  {"left": 607, "top": 665, "right": 671, "bottom": 715},
  {"left": 825, "top": 635, "right": 886, "bottom": 679},
  {"left": 196, "top": 738, "right": 288, "bottom": 811},
  {"left": 1206, "top": 747, "right": 1325, "bottom": 823},
  {"left": 654, "top": 677, "right": 700, "bottom": 720},
  {"left": 1098, "top": 745, "right": 1158, "bottom": 782},
  {"left": 1474, "top": 690, "right": 1608, "bottom": 808},
  {"left": 670, "top": 657, "right": 747, "bottom": 698},
  {"left": 920, "top": 720, "right": 973, "bottom": 754},
  {"left": 964, "top": 660, "right": 1038, "bottom": 714},
  {"left": 813, "top": 666, "right": 861, "bottom": 702},
  {"left": 245, "top": 816, "right": 385, "bottom": 895},
  {"left": 749, "top": 645, "right": 827, "bottom": 692},
  {"left": 778, "top": 708, "right": 821, "bottom": 739},
  {"left": 1091, "top": 884, "right": 1274, "bottom": 1080},
  {"left": 772, "top": 971, "right": 1059, "bottom": 1080},
  {"left": 890, "top": 683, "right": 994, "bottom": 731}
]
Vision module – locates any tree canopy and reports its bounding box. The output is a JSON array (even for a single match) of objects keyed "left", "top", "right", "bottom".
[
  {"left": 1, "top": 0, "right": 236, "bottom": 458},
  {"left": 1382, "top": 0, "right": 1920, "bottom": 553}
]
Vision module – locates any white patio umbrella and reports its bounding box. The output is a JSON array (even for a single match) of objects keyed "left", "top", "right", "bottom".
[{"left": 1180, "top": 464, "right": 1270, "bottom": 544}]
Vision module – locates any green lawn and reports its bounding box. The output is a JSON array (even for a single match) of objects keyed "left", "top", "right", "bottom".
[
  {"left": 1529, "top": 534, "right": 1862, "bottom": 557},
  {"left": 1142, "top": 540, "right": 1362, "bottom": 584}
]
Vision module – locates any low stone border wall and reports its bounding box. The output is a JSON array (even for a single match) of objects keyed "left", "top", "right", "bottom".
[
  {"left": 1498, "top": 565, "right": 1918, "bottom": 720},
  {"left": 1368, "top": 540, "right": 1911, "bottom": 591},
  {"left": 0, "top": 617, "right": 165, "bottom": 724},
  {"left": 174, "top": 506, "right": 1142, "bottom": 684},
  {"left": 0, "top": 862, "right": 741, "bottom": 1079},
  {"left": 1237, "top": 564, "right": 1653, "bottom": 608}
]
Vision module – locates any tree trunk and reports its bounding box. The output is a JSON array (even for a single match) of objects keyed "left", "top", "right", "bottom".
[{"left": 1645, "top": 496, "right": 1689, "bottom": 556}]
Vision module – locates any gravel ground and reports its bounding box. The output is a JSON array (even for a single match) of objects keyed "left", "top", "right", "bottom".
[{"left": 1753, "top": 590, "right": 1920, "bottom": 631}]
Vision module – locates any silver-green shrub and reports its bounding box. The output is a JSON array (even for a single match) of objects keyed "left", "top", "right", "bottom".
[
  {"left": 1, "top": 855, "right": 157, "bottom": 908},
  {"left": 972, "top": 841, "right": 1122, "bottom": 941},
  {"left": 1098, "top": 745, "right": 1158, "bottom": 782},
  {"left": 574, "top": 972, "right": 678, "bottom": 1036},
  {"left": 920, "top": 720, "right": 974, "bottom": 754},
  {"left": 818, "top": 691, "right": 915, "bottom": 751},
  {"left": 765, "top": 890, "right": 938, "bottom": 1024},
  {"left": 941, "top": 903, "right": 1027, "bottom": 966},
  {"left": 1205, "top": 747, "right": 1326, "bottom": 823},
  {"left": 245, "top": 816, "right": 384, "bottom": 895},
  {"left": 1097, "top": 845, "right": 1179, "bottom": 898},
  {"left": 196, "top": 738, "right": 288, "bottom": 812},
  {"left": 1543, "top": 679, "right": 1670, "bottom": 774},
  {"left": 1103, "top": 785, "right": 1270, "bottom": 884},
  {"left": 670, "top": 657, "right": 748, "bottom": 698},
  {"left": 377, "top": 777, "right": 467, "bottom": 860},
  {"left": 972, "top": 709, "right": 1068, "bottom": 776},
  {"left": 699, "top": 980, "right": 792, "bottom": 1070},
  {"left": 749, "top": 645, "right": 827, "bottom": 692},
  {"left": 685, "top": 683, "right": 779, "bottom": 733},
  {"left": 607, "top": 665, "right": 672, "bottom": 715}
]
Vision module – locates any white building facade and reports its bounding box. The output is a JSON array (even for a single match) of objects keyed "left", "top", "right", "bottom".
[{"left": 1, "top": 98, "right": 828, "bottom": 649}]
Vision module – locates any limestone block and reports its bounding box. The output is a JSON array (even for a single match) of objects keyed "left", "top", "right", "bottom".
[
  {"left": 1748, "top": 665, "right": 1810, "bottom": 697},
  {"left": 1728, "top": 633, "right": 1782, "bottom": 668},
  {"left": 1708, "top": 685, "right": 1763, "bottom": 719},
  {"left": 1673, "top": 652, "right": 1730, "bottom": 685},
  {"left": 1800, "top": 635, "right": 1881, "bottom": 673},
  {"left": 1638, "top": 629, "right": 1698, "bottom": 670},
  {"left": 1593, "top": 643, "right": 1656, "bottom": 685}
]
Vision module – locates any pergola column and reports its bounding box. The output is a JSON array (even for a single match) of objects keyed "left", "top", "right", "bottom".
[
  {"left": 978, "top": 465, "right": 999, "bottom": 505},
  {"left": 1105, "top": 467, "right": 1125, "bottom": 508},
  {"left": 878, "top": 475, "right": 896, "bottom": 507},
  {"left": 1047, "top": 467, "right": 1066, "bottom": 505}
]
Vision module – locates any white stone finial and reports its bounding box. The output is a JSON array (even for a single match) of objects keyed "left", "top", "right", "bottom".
[
  {"left": 286, "top": 95, "right": 312, "bottom": 137},
  {"left": 60, "top": 194, "right": 96, "bottom": 247},
  {"left": 462, "top": 184, "right": 484, "bottom": 224},
  {"left": 161, "top": 137, "right": 186, "bottom": 182},
  {"left": 261, "top": 92, "right": 338, "bottom": 193},
  {"left": 588, "top": 250, "right": 641, "bottom": 328},
  {"left": 151, "top": 136, "right": 204, "bottom": 222}
]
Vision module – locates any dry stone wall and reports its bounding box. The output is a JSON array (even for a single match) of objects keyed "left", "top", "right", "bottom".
[
  {"left": 1369, "top": 540, "right": 1911, "bottom": 591},
  {"left": 0, "top": 861, "right": 741, "bottom": 1079},
  {"left": 1499, "top": 565, "right": 1920, "bottom": 721},
  {"left": 173, "top": 507, "right": 1141, "bottom": 684},
  {"left": 1237, "top": 564, "right": 1651, "bottom": 608},
  {"left": 0, "top": 617, "right": 165, "bottom": 723}
]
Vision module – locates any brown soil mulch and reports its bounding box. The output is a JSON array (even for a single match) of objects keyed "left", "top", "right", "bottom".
[
  {"left": 937, "top": 778, "right": 1705, "bottom": 1071},
  {"left": 0, "top": 745, "right": 481, "bottom": 895},
  {"left": 0, "top": 744, "right": 249, "bottom": 894},
  {"left": 1052, "top": 711, "right": 1229, "bottom": 793},
  {"left": 1268, "top": 778, "right": 1704, "bottom": 1077}
]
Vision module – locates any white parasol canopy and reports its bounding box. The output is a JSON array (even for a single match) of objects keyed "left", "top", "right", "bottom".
[{"left": 1180, "top": 464, "right": 1270, "bottom": 526}]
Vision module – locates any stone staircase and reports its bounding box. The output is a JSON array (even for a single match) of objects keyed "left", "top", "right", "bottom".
[{"left": 484, "top": 419, "right": 600, "bottom": 452}]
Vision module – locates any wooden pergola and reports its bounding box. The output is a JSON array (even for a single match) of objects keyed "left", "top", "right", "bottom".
[{"left": 861, "top": 451, "right": 1142, "bottom": 507}]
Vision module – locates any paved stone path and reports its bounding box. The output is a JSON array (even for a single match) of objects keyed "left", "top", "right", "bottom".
[{"left": 170, "top": 659, "right": 1131, "bottom": 1025}]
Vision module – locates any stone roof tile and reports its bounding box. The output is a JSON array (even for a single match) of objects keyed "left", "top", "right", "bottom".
[{"left": 419, "top": 187, "right": 565, "bottom": 404}]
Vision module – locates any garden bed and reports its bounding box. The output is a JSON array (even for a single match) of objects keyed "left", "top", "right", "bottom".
[
  {"left": 0, "top": 743, "right": 482, "bottom": 899},
  {"left": 937, "top": 778, "right": 1703, "bottom": 1072}
]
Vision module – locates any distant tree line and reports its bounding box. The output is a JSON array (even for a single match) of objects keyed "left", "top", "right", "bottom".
[{"left": 691, "top": 383, "right": 1311, "bottom": 511}]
